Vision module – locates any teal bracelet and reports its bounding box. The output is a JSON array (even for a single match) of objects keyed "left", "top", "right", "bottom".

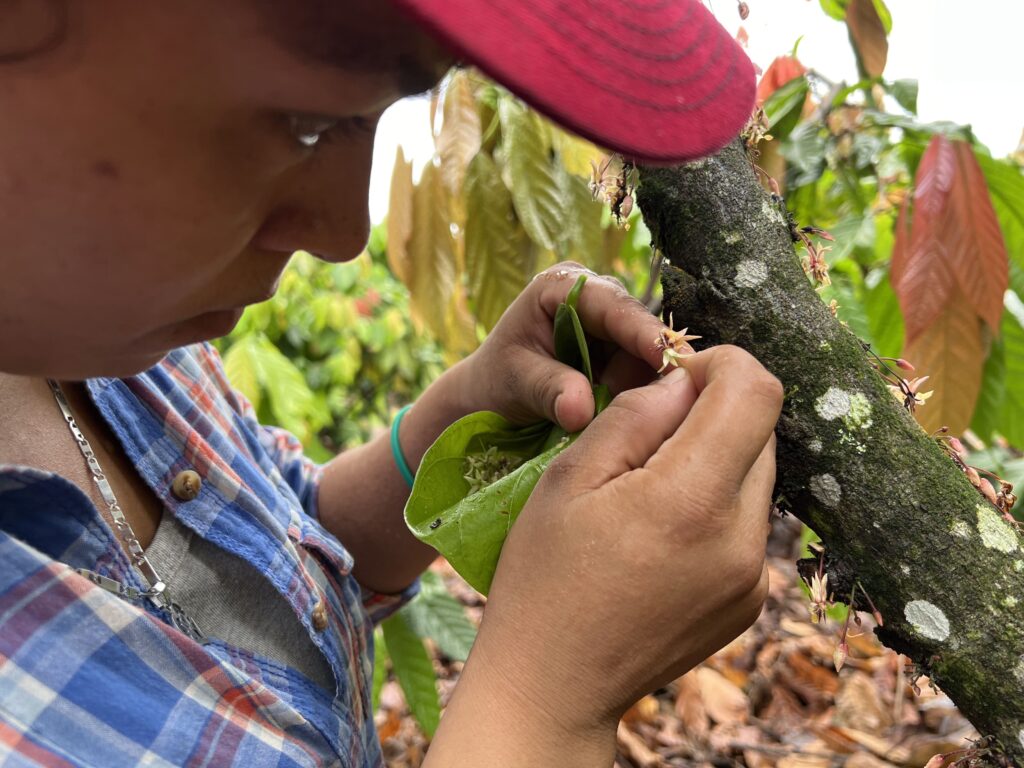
[{"left": 390, "top": 404, "right": 416, "bottom": 488}]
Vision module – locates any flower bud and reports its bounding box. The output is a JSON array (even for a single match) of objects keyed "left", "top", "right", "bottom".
[
  {"left": 896, "top": 358, "right": 915, "bottom": 372},
  {"left": 979, "top": 478, "right": 999, "bottom": 505},
  {"left": 738, "top": 1, "right": 750, "bottom": 19},
  {"left": 948, "top": 437, "right": 965, "bottom": 455},
  {"left": 833, "top": 641, "right": 849, "bottom": 672}
]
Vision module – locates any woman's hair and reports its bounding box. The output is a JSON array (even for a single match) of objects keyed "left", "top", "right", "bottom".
[{"left": 0, "top": 0, "right": 68, "bottom": 63}]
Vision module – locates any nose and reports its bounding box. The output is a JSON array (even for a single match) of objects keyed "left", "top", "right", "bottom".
[{"left": 252, "top": 128, "right": 375, "bottom": 263}]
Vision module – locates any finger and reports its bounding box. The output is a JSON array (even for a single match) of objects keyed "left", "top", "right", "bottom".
[
  {"left": 501, "top": 348, "right": 596, "bottom": 432},
  {"left": 650, "top": 346, "right": 783, "bottom": 494},
  {"left": 597, "top": 347, "right": 658, "bottom": 396},
  {"left": 533, "top": 265, "right": 666, "bottom": 373},
  {"left": 737, "top": 434, "right": 777, "bottom": 543},
  {"left": 549, "top": 366, "right": 698, "bottom": 491}
]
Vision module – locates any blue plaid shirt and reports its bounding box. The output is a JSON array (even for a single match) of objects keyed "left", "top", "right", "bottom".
[{"left": 0, "top": 343, "right": 416, "bottom": 767}]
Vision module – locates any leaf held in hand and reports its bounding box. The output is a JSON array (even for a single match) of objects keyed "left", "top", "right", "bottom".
[
  {"left": 405, "top": 411, "right": 573, "bottom": 594},
  {"left": 404, "top": 273, "right": 608, "bottom": 594}
]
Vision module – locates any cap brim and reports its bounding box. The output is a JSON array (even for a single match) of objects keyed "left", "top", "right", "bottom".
[{"left": 392, "top": 0, "right": 756, "bottom": 164}]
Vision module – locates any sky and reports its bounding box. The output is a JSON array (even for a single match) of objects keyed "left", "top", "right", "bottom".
[{"left": 368, "top": 0, "right": 1024, "bottom": 223}]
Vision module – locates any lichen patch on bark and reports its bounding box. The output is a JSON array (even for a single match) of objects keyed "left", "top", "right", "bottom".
[
  {"left": 735, "top": 260, "right": 768, "bottom": 289},
  {"left": 810, "top": 474, "right": 842, "bottom": 507},
  {"left": 905, "top": 600, "right": 951, "bottom": 641},
  {"left": 815, "top": 387, "right": 851, "bottom": 421},
  {"left": 976, "top": 504, "right": 1020, "bottom": 553}
]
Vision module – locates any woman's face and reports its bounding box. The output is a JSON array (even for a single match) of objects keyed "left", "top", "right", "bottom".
[{"left": 0, "top": 0, "right": 450, "bottom": 378}]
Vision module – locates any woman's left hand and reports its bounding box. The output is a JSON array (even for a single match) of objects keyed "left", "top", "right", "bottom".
[{"left": 449, "top": 261, "right": 684, "bottom": 433}]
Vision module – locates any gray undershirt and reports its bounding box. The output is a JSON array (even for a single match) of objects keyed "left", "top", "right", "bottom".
[{"left": 145, "top": 513, "right": 335, "bottom": 692}]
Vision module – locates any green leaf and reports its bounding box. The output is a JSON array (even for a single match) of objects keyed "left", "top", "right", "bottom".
[
  {"left": 553, "top": 275, "right": 594, "bottom": 382},
  {"left": 222, "top": 334, "right": 324, "bottom": 441},
  {"left": 872, "top": 0, "right": 893, "bottom": 34},
  {"left": 559, "top": 167, "right": 605, "bottom": 266},
  {"left": 971, "top": 330, "right": 1006, "bottom": 444},
  {"left": 887, "top": 79, "right": 918, "bottom": 114},
  {"left": 464, "top": 151, "right": 537, "bottom": 330},
  {"left": 404, "top": 411, "right": 571, "bottom": 594},
  {"left": 499, "top": 98, "right": 564, "bottom": 250},
  {"left": 372, "top": 629, "right": 388, "bottom": 713},
  {"left": 976, "top": 154, "right": 1024, "bottom": 299},
  {"left": 407, "top": 162, "right": 458, "bottom": 343},
  {"left": 402, "top": 571, "right": 478, "bottom": 661},
  {"left": 819, "top": 0, "right": 848, "bottom": 21},
  {"left": 763, "top": 76, "right": 810, "bottom": 141},
  {"left": 863, "top": 268, "right": 904, "bottom": 358},
  {"left": 222, "top": 335, "right": 263, "bottom": 412},
  {"left": 381, "top": 612, "right": 440, "bottom": 738},
  {"left": 781, "top": 122, "right": 828, "bottom": 187},
  {"left": 998, "top": 292, "right": 1024, "bottom": 448}
]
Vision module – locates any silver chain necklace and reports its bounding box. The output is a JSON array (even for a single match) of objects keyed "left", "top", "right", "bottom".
[{"left": 47, "top": 379, "right": 205, "bottom": 643}]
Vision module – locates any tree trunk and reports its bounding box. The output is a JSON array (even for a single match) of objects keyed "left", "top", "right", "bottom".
[{"left": 637, "top": 139, "right": 1024, "bottom": 764}]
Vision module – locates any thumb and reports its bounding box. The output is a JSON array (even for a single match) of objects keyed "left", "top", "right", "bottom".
[
  {"left": 507, "top": 349, "right": 595, "bottom": 432},
  {"left": 555, "top": 366, "right": 698, "bottom": 492}
]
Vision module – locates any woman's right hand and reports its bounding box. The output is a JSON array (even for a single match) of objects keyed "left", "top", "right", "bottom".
[{"left": 425, "top": 344, "right": 782, "bottom": 766}]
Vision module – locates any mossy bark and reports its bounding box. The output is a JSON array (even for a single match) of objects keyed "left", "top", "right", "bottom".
[{"left": 637, "top": 139, "right": 1024, "bottom": 764}]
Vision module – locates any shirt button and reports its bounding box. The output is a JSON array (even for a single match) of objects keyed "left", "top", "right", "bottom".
[
  {"left": 311, "top": 601, "right": 329, "bottom": 632},
  {"left": 171, "top": 470, "right": 202, "bottom": 501}
]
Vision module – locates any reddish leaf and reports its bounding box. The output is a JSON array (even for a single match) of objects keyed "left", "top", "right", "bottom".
[
  {"left": 946, "top": 140, "right": 1010, "bottom": 333},
  {"left": 893, "top": 135, "right": 1009, "bottom": 345},
  {"left": 845, "top": 0, "right": 888, "bottom": 78},
  {"left": 903, "top": 287, "right": 987, "bottom": 436},
  {"left": 756, "top": 56, "right": 807, "bottom": 105},
  {"left": 892, "top": 135, "right": 957, "bottom": 344}
]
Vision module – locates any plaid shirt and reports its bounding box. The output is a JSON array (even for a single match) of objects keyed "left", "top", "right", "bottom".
[{"left": 0, "top": 343, "right": 416, "bottom": 767}]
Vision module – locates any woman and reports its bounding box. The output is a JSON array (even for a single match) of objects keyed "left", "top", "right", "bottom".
[{"left": 0, "top": 1, "right": 781, "bottom": 765}]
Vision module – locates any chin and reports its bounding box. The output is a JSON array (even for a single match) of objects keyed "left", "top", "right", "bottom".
[{"left": 1, "top": 349, "right": 168, "bottom": 381}]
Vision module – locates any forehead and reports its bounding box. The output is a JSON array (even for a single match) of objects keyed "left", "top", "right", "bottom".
[{"left": 255, "top": 0, "right": 453, "bottom": 97}]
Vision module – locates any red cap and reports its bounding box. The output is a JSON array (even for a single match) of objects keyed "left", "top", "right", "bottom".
[{"left": 391, "top": 0, "right": 756, "bottom": 164}]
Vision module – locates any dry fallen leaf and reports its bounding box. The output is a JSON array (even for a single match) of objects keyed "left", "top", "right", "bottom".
[
  {"left": 845, "top": 751, "right": 900, "bottom": 768},
  {"left": 675, "top": 672, "right": 710, "bottom": 743},
  {"left": 697, "top": 667, "right": 749, "bottom": 725},
  {"left": 834, "top": 672, "right": 893, "bottom": 731},
  {"left": 616, "top": 721, "right": 663, "bottom": 768},
  {"left": 623, "top": 694, "right": 661, "bottom": 726}
]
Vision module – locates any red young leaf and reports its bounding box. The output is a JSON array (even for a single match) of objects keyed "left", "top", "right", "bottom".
[
  {"left": 892, "top": 135, "right": 957, "bottom": 344},
  {"left": 845, "top": 0, "right": 889, "bottom": 78},
  {"left": 892, "top": 135, "right": 1007, "bottom": 345},
  {"left": 945, "top": 140, "right": 1010, "bottom": 333},
  {"left": 903, "top": 287, "right": 987, "bottom": 436},
  {"left": 756, "top": 56, "right": 807, "bottom": 105}
]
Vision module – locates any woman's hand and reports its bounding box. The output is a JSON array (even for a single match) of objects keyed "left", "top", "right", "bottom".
[
  {"left": 425, "top": 344, "right": 782, "bottom": 767},
  {"left": 449, "top": 261, "right": 680, "bottom": 432}
]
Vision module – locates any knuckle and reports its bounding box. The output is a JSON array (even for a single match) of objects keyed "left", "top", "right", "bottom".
[
  {"left": 734, "top": 559, "right": 769, "bottom": 602},
  {"left": 537, "top": 450, "right": 582, "bottom": 493},
  {"left": 607, "top": 387, "right": 662, "bottom": 426},
  {"left": 748, "top": 371, "right": 784, "bottom": 410},
  {"left": 594, "top": 273, "right": 628, "bottom": 293},
  {"left": 543, "top": 260, "right": 587, "bottom": 277}
]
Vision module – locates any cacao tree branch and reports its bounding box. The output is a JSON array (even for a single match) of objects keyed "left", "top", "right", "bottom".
[{"left": 637, "top": 138, "right": 1024, "bottom": 764}]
